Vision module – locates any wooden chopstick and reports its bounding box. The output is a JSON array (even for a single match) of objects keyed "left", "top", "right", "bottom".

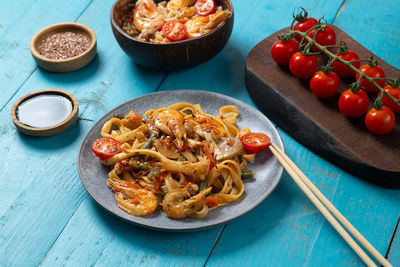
[
  {"left": 269, "top": 143, "right": 389, "bottom": 267},
  {"left": 270, "top": 143, "right": 392, "bottom": 267}
]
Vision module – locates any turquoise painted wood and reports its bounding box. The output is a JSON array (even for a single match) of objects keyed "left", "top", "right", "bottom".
[{"left": 0, "top": 0, "right": 399, "bottom": 266}]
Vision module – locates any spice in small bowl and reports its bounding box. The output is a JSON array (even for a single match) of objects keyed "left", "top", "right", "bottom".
[
  {"left": 30, "top": 22, "right": 97, "bottom": 72},
  {"left": 39, "top": 30, "right": 91, "bottom": 60}
]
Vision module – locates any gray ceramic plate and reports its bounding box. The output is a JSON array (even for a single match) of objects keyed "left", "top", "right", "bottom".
[{"left": 78, "top": 90, "right": 284, "bottom": 231}]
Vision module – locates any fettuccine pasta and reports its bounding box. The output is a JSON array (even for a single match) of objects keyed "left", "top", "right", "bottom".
[{"left": 94, "top": 102, "right": 260, "bottom": 219}]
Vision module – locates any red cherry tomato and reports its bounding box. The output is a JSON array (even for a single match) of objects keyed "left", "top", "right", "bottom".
[
  {"left": 162, "top": 21, "right": 187, "bottom": 42},
  {"left": 338, "top": 89, "right": 369, "bottom": 118},
  {"left": 379, "top": 85, "right": 400, "bottom": 113},
  {"left": 307, "top": 25, "right": 336, "bottom": 52},
  {"left": 331, "top": 50, "right": 360, "bottom": 77},
  {"left": 289, "top": 52, "right": 317, "bottom": 79},
  {"left": 365, "top": 106, "right": 395, "bottom": 135},
  {"left": 270, "top": 39, "right": 299, "bottom": 66},
  {"left": 293, "top": 17, "right": 318, "bottom": 43},
  {"left": 356, "top": 64, "right": 386, "bottom": 93},
  {"left": 92, "top": 137, "right": 122, "bottom": 160},
  {"left": 241, "top": 133, "right": 271, "bottom": 154},
  {"left": 194, "top": 0, "right": 216, "bottom": 16},
  {"left": 309, "top": 71, "right": 340, "bottom": 98}
]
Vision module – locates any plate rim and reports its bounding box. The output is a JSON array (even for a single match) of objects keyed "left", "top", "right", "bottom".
[{"left": 77, "top": 89, "right": 284, "bottom": 231}]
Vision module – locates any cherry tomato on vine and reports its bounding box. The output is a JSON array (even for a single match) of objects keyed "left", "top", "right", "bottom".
[
  {"left": 162, "top": 21, "right": 187, "bottom": 42},
  {"left": 338, "top": 89, "right": 369, "bottom": 118},
  {"left": 356, "top": 64, "right": 386, "bottom": 93},
  {"left": 92, "top": 137, "right": 122, "bottom": 160},
  {"left": 241, "top": 133, "right": 271, "bottom": 154},
  {"left": 331, "top": 50, "right": 360, "bottom": 77},
  {"left": 270, "top": 39, "right": 299, "bottom": 66},
  {"left": 379, "top": 84, "right": 400, "bottom": 113},
  {"left": 293, "top": 17, "right": 318, "bottom": 43},
  {"left": 194, "top": 0, "right": 216, "bottom": 16},
  {"left": 289, "top": 52, "right": 317, "bottom": 79},
  {"left": 307, "top": 25, "right": 336, "bottom": 52},
  {"left": 365, "top": 106, "right": 395, "bottom": 135},
  {"left": 309, "top": 71, "right": 340, "bottom": 98}
]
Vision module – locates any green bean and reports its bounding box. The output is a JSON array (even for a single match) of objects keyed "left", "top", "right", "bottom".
[
  {"left": 148, "top": 165, "right": 161, "bottom": 178},
  {"left": 177, "top": 154, "right": 186, "bottom": 162},
  {"left": 140, "top": 134, "right": 156, "bottom": 149},
  {"left": 139, "top": 162, "right": 149, "bottom": 171},
  {"left": 113, "top": 113, "right": 124, "bottom": 119},
  {"left": 199, "top": 180, "right": 208, "bottom": 191},
  {"left": 241, "top": 169, "right": 254, "bottom": 179}
]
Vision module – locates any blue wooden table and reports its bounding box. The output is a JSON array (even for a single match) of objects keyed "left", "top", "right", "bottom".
[{"left": 1, "top": 0, "right": 399, "bottom": 266}]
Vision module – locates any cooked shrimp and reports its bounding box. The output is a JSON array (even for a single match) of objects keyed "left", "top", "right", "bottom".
[
  {"left": 166, "top": 0, "right": 197, "bottom": 19},
  {"left": 185, "top": 10, "right": 231, "bottom": 38},
  {"left": 122, "top": 110, "right": 143, "bottom": 130},
  {"left": 163, "top": 187, "right": 212, "bottom": 219},
  {"left": 134, "top": 0, "right": 165, "bottom": 32},
  {"left": 154, "top": 109, "right": 186, "bottom": 148},
  {"left": 107, "top": 177, "right": 158, "bottom": 216}
]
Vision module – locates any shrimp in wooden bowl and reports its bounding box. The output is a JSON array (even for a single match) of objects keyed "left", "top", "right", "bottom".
[
  {"left": 119, "top": 0, "right": 232, "bottom": 43},
  {"left": 111, "top": 0, "right": 233, "bottom": 69}
]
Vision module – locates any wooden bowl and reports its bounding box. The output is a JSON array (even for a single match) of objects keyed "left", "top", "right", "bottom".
[
  {"left": 30, "top": 22, "right": 97, "bottom": 72},
  {"left": 110, "top": 0, "right": 234, "bottom": 71},
  {"left": 11, "top": 89, "right": 79, "bottom": 137}
]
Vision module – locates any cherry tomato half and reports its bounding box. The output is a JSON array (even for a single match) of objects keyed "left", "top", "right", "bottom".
[
  {"left": 92, "top": 137, "right": 122, "bottom": 160},
  {"left": 241, "top": 133, "right": 271, "bottom": 154},
  {"left": 356, "top": 64, "right": 386, "bottom": 93},
  {"left": 331, "top": 50, "right": 360, "bottom": 77},
  {"left": 338, "top": 89, "right": 369, "bottom": 118},
  {"left": 293, "top": 17, "right": 318, "bottom": 43},
  {"left": 379, "top": 85, "right": 400, "bottom": 113},
  {"left": 365, "top": 106, "right": 395, "bottom": 135},
  {"left": 307, "top": 25, "right": 336, "bottom": 52},
  {"left": 289, "top": 52, "right": 317, "bottom": 79},
  {"left": 194, "top": 0, "right": 216, "bottom": 16},
  {"left": 310, "top": 71, "right": 340, "bottom": 98},
  {"left": 162, "top": 21, "right": 187, "bottom": 42},
  {"left": 270, "top": 39, "right": 299, "bottom": 66}
]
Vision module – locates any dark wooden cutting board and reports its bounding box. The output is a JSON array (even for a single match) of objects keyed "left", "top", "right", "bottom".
[{"left": 246, "top": 25, "right": 400, "bottom": 187}]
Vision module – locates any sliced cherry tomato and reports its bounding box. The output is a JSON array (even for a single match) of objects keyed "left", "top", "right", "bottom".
[
  {"left": 365, "top": 106, "right": 395, "bottom": 135},
  {"left": 307, "top": 25, "right": 336, "bottom": 52},
  {"left": 270, "top": 39, "right": 299, "bottom": 66},
  {"left": 331, "top": 50, "right": 360, "bottom": 77},
  {"left": 241, "top": 133, "right": 270, "bottom": 154},
  {"left": 310, "top": 71, "right": 340, "bottom": 98},
  {"left": 92, "top": 137, "right": 122, "bottom": 160},
  {"left": 289, "top": 52, "right": 317, "bottom": 79},
  {"left": 379, "top": 85, "right": 400, "bottom": 113},
  {"left": 293, "top": 17, "right": 318, "bottom": 43},
  {"left": 338, "top": 89, "right": 369, "bottom": 118},
  {"left": 162, "top": 21, "right": 187, "bottom": 42},
  {"left": 356, "top": 64, "right": 386, "bottom": 93},
  {"left": 194, "top": 0, "right": 216, "bottom": 16}
]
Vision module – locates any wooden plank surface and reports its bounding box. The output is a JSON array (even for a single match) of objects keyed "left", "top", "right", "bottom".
[{"left": 0, "top": 0, "right": 399, "bottom": 266}]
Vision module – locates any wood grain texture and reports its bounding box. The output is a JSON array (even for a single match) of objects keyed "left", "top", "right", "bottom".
[
  {"left": 246, "top": 25, "right": 400, "bottom": 186},
  {"left": 0, "top": 0, "right": 400, "bottom": 266}
]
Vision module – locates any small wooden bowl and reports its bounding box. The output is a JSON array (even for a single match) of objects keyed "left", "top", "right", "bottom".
[
  {"left": 110, "top": 0, "right": 234, "bottom": 70},
  {"left": 11, "top": 89, "right": 79, "bottom": 137},
  {"left": 30, "top": 22, "right": 97, "bottom": 72}
]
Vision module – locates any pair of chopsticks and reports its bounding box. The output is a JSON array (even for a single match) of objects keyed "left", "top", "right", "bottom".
[{"left": 269, "top": 142, "right": 392, "bottom": 267}]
